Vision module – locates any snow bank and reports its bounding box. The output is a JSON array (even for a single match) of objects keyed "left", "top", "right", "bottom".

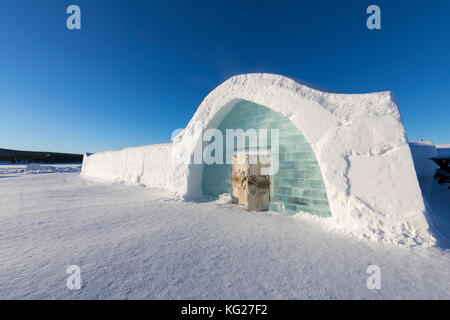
[
  {"left": 81, "top": 73, "right": 433, "bottom": 247},
  {"left": 409, "top": 141, "right": 438, "bottom": 199},
  {"left": 409, "top": 141, "right": 438, "bottom": 177}
]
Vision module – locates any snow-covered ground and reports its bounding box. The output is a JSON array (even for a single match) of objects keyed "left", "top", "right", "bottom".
[{"left": 0, "top": 167, "right": 449, "bottom": 299}]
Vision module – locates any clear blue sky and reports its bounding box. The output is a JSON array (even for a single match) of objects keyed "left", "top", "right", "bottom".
[{"left": 0, "top": 0, "right": 449, "bottom": 154}]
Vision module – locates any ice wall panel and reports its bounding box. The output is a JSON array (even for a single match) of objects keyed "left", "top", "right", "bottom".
[{"left": 202, "top": 100, "right": 332, "bottom": 217}]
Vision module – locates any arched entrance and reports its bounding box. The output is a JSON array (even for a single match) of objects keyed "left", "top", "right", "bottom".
[{"left": 201, "top": 99, "right": 331, "bottom": 217}]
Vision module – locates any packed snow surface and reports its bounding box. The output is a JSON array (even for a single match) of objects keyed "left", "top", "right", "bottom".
[{"left": 0, "top": 169, "right": 449, "bottom": 299}]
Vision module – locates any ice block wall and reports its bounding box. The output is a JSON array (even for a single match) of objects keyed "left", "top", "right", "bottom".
[{"left": 202, "top": 100, "right": 331, "bottom": 217}]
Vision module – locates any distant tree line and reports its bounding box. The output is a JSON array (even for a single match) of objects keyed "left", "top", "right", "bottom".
[{"left": 0, "top": 148, "right": 83, "bottom": 164}]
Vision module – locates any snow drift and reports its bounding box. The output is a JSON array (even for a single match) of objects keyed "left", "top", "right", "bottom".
[{"left": 81, "top": 73, "right": 434, "bottom": 246}]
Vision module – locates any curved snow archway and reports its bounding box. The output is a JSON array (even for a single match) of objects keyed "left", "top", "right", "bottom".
[
  {"left": 201, "top": 99, "right": 332, "bottom": 217},
  {"left": 82, "top": 73, "right": 434, "bottom": 246}
]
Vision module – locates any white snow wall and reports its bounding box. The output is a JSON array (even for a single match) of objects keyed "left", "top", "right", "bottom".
[
  {"left": 81, "top": 144, "right": 174, "bottom": 191},
  {"left": 81, "top": 73, "right": 434, "bottom": 246}
]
